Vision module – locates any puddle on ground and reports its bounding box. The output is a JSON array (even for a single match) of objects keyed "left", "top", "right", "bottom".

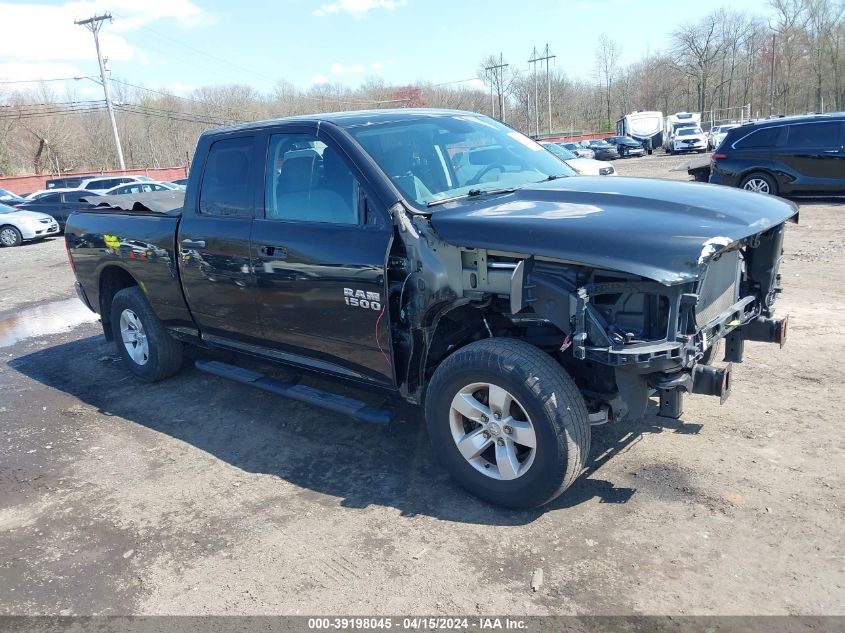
[{"left": 0, "top": 299, "right": 99, "bottom": 348}]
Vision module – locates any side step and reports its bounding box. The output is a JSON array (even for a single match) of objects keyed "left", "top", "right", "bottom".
[{"left": 195, "top": 360, "right": 391, "bottom": 425}]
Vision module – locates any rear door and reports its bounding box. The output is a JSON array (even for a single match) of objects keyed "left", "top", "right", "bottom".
[
  {"left": 250, "top": 126, "right": 394, "bottom": 385},
  {"left": 177, "top": 133, "right": 263, "bottom": 341},
  {"left": 780, "top": 121, "right": 845, "bottom": 193}
]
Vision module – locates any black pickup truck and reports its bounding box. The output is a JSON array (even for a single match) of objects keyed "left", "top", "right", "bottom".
[{"left": 66, "top": 109, "right": 796, "bottom": 508}]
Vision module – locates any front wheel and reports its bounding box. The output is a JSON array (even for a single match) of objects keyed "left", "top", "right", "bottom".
[
  {"left": 0, "top": 225, "right": 22, "bottom": 247},
  {"left": 110, "top": 286, "right": 183, "bottom": 382},
  {"left": 425, "top": 338, "right": 590, "bottom": 509}
]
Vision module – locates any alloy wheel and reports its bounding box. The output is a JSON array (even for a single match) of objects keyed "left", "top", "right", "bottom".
[
  {"left": 449, "top": 382, "right": 537, "bottom": 480},
  {"left": 119, "top": 309, "right": 150, "bottom": 365},
  {"left": 743, "top": 178, "right": 771, "bottom": 194}
]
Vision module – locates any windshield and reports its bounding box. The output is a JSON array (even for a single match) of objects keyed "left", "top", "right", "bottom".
[
  {"left": 0, "top": 202, "right": 17, "bottom": 214},
  {"left": 677, "top": 128, "right": 702, "bottom": 136},
  {"left": 0, "top": 188, "right": 20, "bottom": 201},
  {"left": 346, "top": 114, "right": 574, "bottom": 207},
  {"left": 540, "top": 142, "right": 577, "bottom": 161}
]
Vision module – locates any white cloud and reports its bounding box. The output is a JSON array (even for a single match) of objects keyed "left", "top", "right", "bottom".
[
  {"left": 467, "top": 78, "right": 485, "bottom": 89},
  {"left": 370, "top": 61, "right": 383, "bottom": 70},
  {"left": 331, "top": 63, "right": 366, "bottom": 74},
  {"left": 311, "top": 74, "right": 329, "bottom": 85},
  {"left": 0, "top": 61, "right": 86, "bottom": 82},
  {"left": 314, "top": 0, "right": 406, "bottom": 17},
  {"left": 0, "top": 1, "right": 208, "bottom": 71}
]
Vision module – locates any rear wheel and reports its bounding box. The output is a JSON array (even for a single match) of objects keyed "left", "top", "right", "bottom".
[
  {"left": 740, "top": 172, "right": 777, "bottom": 195},
  {"left": 110, "top": 286, "right": 183, "bottom": 382},
  {"left": 0, "top": 225, "right": 22, "bottom": 247},
  {"left": 425, "top": 338, "right": 590, "bottom": 509}
]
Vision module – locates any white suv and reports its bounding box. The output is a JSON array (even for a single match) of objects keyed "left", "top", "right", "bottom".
[
  {"left": 79, "top": 175, "right": 153, "bottom": 192},
  {"left": 670, "top": 127, "right": 708, "bottom": 154}
]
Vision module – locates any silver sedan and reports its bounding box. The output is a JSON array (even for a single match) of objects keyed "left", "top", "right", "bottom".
[{"left": 0, "top": 202, "right": 60, "bottom": 247}]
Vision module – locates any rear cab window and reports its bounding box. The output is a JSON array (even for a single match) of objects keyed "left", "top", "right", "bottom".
[{"left": 199, "top": 136, "right": 255, "bottom": 217}]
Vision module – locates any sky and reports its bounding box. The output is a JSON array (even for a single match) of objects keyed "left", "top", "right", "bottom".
[{"left": 0, "top": 0, "right": 776, "bottom": 100}]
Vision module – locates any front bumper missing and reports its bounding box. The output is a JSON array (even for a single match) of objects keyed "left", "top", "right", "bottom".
[{"left": 652, "top": 314, "right": 788, "bottom": 419}]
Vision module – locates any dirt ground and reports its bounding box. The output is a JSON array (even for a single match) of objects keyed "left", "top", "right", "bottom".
[{"left": 1, "top": 154, "right": 843, "bottom": 616}]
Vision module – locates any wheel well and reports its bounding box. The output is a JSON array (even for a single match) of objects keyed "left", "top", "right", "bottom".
[
  {"left": 740, "top": 169, "right": 774, "bottom": 183},
  {"left": 416, "top": 303, "right": 569, "bottom": 399},
  {"left": 99, "top": 266, "right": 138, "bottom": 341}
]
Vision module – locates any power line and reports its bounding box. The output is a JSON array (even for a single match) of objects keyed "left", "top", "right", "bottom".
[
  {"left": 113, "top": 17, "right": 411, "bottom": 107},
  {"left": 0, "top": 76, "right": 95, "bottom": 85}
]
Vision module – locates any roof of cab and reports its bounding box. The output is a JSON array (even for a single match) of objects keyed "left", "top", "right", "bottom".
[{"left": 202, "top": 108, "right": 479, "bottom": 136}]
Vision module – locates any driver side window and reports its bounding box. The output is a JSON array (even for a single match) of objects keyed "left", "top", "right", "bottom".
[{"left": 265, "top": 133, "right": 359, "bottom": 225}]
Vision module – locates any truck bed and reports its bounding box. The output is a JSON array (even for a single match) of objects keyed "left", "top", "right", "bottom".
[{"left": 65, "top": 200, "right": 194, "bottom": 331}]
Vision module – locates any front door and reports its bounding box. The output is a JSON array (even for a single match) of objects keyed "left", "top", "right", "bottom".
[
  {"left": 251, "top": 130, "right": 394, "bottom": 385},
  {"left": 177, "top": 134, "right": 262, "bottom": 341}
]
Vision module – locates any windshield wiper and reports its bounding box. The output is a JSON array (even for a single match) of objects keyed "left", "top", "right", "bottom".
[
  {"left": 426, "top": 186, "right": 517, "bottom": 208},
  {"left": 537, "top": 174, "right": 569, "bottom": 182}
]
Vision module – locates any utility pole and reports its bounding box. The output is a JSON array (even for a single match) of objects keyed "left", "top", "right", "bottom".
[
  {"left": 484, "top": 54, "right": 509, "bottom": 122},
  {"left": 529, "top": 45, "right": 555, "bottom": 136},
  {"left": 529, "top": 47, "right": 539, "bottom": 136},
  {"left": 768, "top": 32, "right": 776, "bottom": 117},
  {"left": 543, "top": 44, "right": 555, "bottom": 135},
  {"left": 75, "top": 13, "right": 126, "bottom": 170}
]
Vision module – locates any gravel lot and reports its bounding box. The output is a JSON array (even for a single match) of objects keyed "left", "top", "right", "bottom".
[{"left": 1, "top": 155, "right": 843, "bottom": 616}]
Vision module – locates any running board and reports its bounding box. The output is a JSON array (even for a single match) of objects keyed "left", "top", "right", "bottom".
[{"left": 195, "top": 360, "right": 391, "bottom": 425}]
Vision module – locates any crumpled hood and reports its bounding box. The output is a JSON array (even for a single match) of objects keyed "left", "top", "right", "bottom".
[{"left": 430, "top": 176, "right": 798, "bottom": 285}]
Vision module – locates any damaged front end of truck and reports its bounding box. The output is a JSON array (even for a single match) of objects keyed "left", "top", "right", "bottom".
[{"left": 385, "top": 177, "right": 798, "bottom": 424}]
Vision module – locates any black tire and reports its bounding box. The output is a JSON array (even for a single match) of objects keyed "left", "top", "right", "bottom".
[
  {"left": 0, "top": 225, "right": 22, "bottom": 247},
  {"left": 424, "top": 338, "right": 590, "bottom": 509},
  {"left": 110, "top": 286, "right": 183, "bottom": 382},
  {"left": 701, "top": 338, "right": 723, "bottom": 365},
  {"left": 740, "top": 171, "right": 778, "bottom": 196}
]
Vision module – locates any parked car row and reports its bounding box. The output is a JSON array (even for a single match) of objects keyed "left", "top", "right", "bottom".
[
  {"left": 539, "top": 142, "right": 616, "bottom": 176},
  {"left": 0, "top": 178, "right": 187, "bottom": 246}
]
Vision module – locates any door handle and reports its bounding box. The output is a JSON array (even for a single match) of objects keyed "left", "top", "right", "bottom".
[
  {"left": 260, "top": 245, "right": 287, "bottom": 259},
  {"left": 181, "top": 238, "right": 206, "bottom": 249}
]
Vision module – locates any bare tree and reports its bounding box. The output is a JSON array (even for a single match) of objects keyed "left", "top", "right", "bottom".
[
  {"left": 477, "top": 54, "right": 518, "bottom": 120},
  {"left": 594, "top": 34, "right": 621, "bottom": 126},
  {"left": 672, "top": 12, "right": 725, "bottom": 112}
]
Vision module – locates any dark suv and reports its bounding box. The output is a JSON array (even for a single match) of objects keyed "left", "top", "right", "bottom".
[{"left": 709, "top": 113, "right": 845, "bottom": 196}]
